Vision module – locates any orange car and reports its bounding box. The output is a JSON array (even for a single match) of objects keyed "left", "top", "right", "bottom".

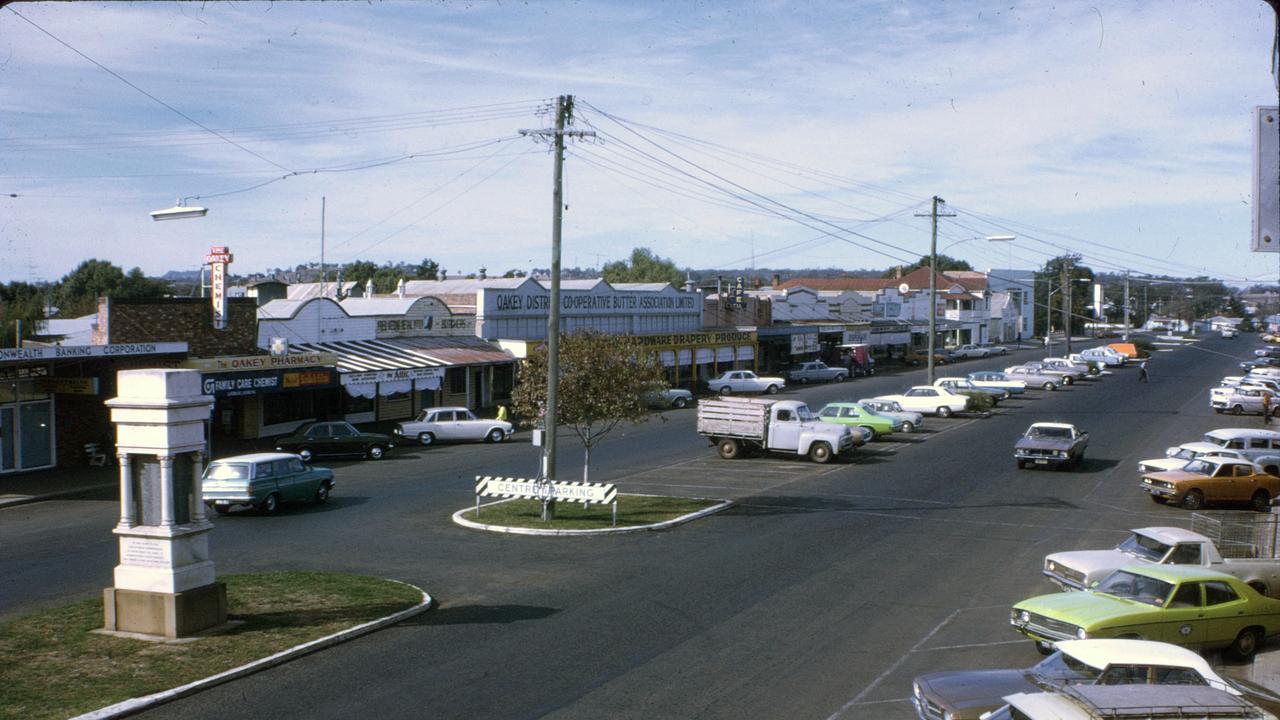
[
  {"left": 1107, "top": 342, "right": 1139, "bottom": 359},
  {"left": 1141, "top": 457, "right": 1280, "bottom": 511}
]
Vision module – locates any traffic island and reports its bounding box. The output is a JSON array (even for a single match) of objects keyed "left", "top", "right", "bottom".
[
  {"left": 0, "top": 571, "right": 431, "bottom": 720},
  {"left": 454, "top": 494, "right": 732, "bottom": 535}
]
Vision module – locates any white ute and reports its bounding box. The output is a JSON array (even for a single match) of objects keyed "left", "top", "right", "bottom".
[{"left": 696, "top": 397, "right": 857, "bottom": 464}]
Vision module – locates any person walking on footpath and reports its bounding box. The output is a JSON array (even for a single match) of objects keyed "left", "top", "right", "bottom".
[
  {"left": 1138, "top": 360, "right": 1149, "bottom": 383},
  {"left": 1264, "top": 392, "right": 1273, "bottom": 426}
]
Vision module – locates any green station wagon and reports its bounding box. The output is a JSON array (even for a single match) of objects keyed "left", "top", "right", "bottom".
[
  {"left": 202, "top": 452, "right": 335, "bottom": 515},
  {"left": 1011, "top": 565, "right": 1280, "bottom": 661},
  {"left": 817, "top": 402, "right": 904, "bottom": 439}
]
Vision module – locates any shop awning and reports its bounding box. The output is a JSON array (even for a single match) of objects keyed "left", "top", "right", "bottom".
[{"left": 291, "top": 339, "right": 449, "bottom": 373}]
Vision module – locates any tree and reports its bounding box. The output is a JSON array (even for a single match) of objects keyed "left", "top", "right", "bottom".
[
  {"left": 0, "top": 281, "right": 48, "bottom": 348},
  {"left": 509, "top": 330, "right": 666, "bottom": 518},
  {"left": 601, "top": 247, "right": 684, "bottom": 286},
  {"left": 53, "top": 260, "right": 169, "bottom": 316},
  {"left": 413, "top": 258, "right": 439, "bottom": 280},
  {"left": 1033, "top": 255, "right": 1094, "bottom": 337},
  {"left": 880, "top": 255, "right": 972, "bottom": 278}
]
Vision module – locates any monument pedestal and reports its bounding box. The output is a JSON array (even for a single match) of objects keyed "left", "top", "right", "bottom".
[{"left": 102, "top": 368, "right": 223, "bottom": 640}]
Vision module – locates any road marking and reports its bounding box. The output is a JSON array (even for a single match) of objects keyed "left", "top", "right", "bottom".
[
  {"left": 826, "top": 609, "right": 962, "bottom": 720},
  {"left": 918, "top": 639, "right": 1027, "bottom": 652}
]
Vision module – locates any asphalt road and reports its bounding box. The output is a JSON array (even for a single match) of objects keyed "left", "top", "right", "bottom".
[{"left": 0, "top": 335, "right": 1266, "bottom": 719}]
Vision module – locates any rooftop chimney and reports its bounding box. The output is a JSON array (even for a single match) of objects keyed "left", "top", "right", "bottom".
[
  {"left": 772, "top": 273, "right": 781, "bottom": 288},
  {"left": 895, "top": 265, "right": 903, "bottom": 279}
]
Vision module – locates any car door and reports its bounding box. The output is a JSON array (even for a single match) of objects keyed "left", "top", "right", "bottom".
[
  {"left": 459, "top": 410, "right": 485, "bottom": 441},
  {"left": 328, "top": 423, "right": 360, "bottom": 455},
  {"left": 305, "top": 424, "right": 332, "bottom": 454},
  {"left": 431, "top": 410, "right": 457, "bottom": 440},
  {"left": 767, "top": 406, "right": 802, "bottom": 451},
  {"left": 1202, "top": 581, "right": 1253, "bottom": 649},
  {"left": 1149, "top": 581, "right": 1208, "bottom": 648}
]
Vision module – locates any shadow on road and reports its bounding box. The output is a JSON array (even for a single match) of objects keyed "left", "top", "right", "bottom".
[
  {"left": 726, "top": 493, "right": 1082, "bottom": 516},
  {"left": 400, "top": 603, "right": 560, "bottom": 626},
  {"left": 212, "top": 495, "right": 371, "bottom": 517}
]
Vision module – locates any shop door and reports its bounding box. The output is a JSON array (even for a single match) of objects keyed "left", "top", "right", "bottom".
[
  {"left": 19, "top": 401, "right": 52, "bottom": 469},
  {"left": 0, "top": 407, "right": 13, "bottom": 471}
]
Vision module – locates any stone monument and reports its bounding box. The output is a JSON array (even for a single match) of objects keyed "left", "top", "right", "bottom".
[{"left": 102, "top": 368, "right": 225, "bottom": 639}]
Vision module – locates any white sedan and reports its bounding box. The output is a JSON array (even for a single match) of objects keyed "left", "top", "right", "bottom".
[
  {"left": 706, "top": 370, "right": 785, "bottom": 395},
  {"left": 873, "top": 386, "right": 969, "bottom": 417},
  {"left": 395, "top": 407, "right": 513, "bottom": 446},
  {"left": 967, "top": 371, "right": 1027, "bottom": 395}
]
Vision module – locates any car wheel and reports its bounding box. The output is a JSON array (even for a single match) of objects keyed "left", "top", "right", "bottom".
[
  {"left": 367, "top": 445, "right": 385, "bottom": 460},
  {"left": 766, "top": 385, "right": 780, "bottom": 395},
  {"left": 315, "top": 483, "right": 331, "bottom": 504},
  {"left": 1042, "top": 382, "right": 1055, "bottom": 391},
  {"left": 834, "top": 374, "right": 846, "bottom": 383},
  {"left": 936, "top": 406, "right": 953, "bottom": 418},
  {"left": 799, "top": 377, "right": 809, "bottom": 385},
  {"left": 258, "top": 493, "right": 280, "bottom": 515},
  {"left": 718, "top": 386, "right": 732, "bottom": 396},
  {"left": 1182, "top": 489, "right": 1205, "bottom": 511},
  {"left": 808, "top": 442, "right": 833, "bottom": 464},
  {"left": 1150, "top": 495, "right": 1167, "bottom": 504},
  {"left": 717, "top": 438, "right": 741, "bottom": 460},
  {"left": 298, "top": 448, "right": 314, "bottom": 462},
  {"left": 1232, "top": 404, "right": 1244, "bottom": 415},
  {"left": 1062, "top": 376, "right": 1073, "bottom": 385},
  {"left": 859, "top": 426, "right": 877, "bottom": 440},
  {"left": 418, "top": 432, "right": 435, "bottom": 447},
  {"left": 1265, "top": 465, "right": 1280, "bottom": 477},
  {"left": 900, "top": 421, "right": 915, "bottom": 433},
  {"left": 1034, "top": 641, "right": 1055, "bottom": 656},
  {"left": 486, "top": 428, "right": 506, "bottom": 443},
  {"left": 1252, "top": 490, "right": 1272, "bottom": 512},
  {"left": 214, "top": 504, "right": 232, "bottom": 515},
  {"left": 1228, "top": 628, "right": 1264, "bottom": 661},
  {"left": 1250, "top": 581, "right": 1269, "bottom": 596},
  {"left": 1016, "top": 459, "right": 1026, "bottom": 469},
  {"left": 672, "top": 397, "right": 688, "bottom": 409}
]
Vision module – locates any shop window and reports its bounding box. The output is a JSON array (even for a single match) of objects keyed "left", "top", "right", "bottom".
[
  {"left": 492, "top": 365, "right": 514, "bottom": 395},
  {"left": 345, "top": 392, "right": 374, "bottom": 416},
  {"left": 448, "top": 368, "right": 467, "bottom": 394},
  {"left": 263, "top": 390, "right": 316, "bottom": 427}
]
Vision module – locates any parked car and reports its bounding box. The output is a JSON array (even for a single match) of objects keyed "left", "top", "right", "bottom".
[
  {"left": 1039, "top": 358, "right": 1092, "bottom": 382},
  {"left": 968, "top": 371, "right": 1027, "bottom": 395},
  {"left": 856, "top": 398, "right": 924, "bottom": 433},
  {"left": 1242, "top": 357, "right": 1280, "bottom": 372},
  {"left": 1078, "top": 346, "right": 1126, "bottom": 367},
  {"left": 989, "top": 685, "right": 1276, "bottom": 720},
  {"left": 1223, "top": 327, "right": 1239, "bottom": 338},
  {"left": 1004, "top": 366, "right": 1062, "bottom": 391},
  {"left": 705, "top": 370, "right": 785, "bottom": 395},
  {"left": 696, "top": 397, "right": 858, "bottom": 463},
  {"left": 1211, "top": 386, "right": 1277, "bottom": 416},
  {"left": 934, "top": 377, "right": 1010, "bottom": 405},
  {"left": 201, "top": 452, "right": 334, "bottom": 515},
  {"left": 1140, "top": 456, "right": 1280, "bottom": 511},
  {"left": 1015, "top": 422, "right": 1089, "bottom": 470},
  {"left": 905, "top": 349, "right": 950, "bottom": 366},
  {"left": 1136, "top": 441, "right": 1264, "bottom": 474},
  {"left": 911, "top": 638, "right": 1241, "bottom": 720},
  {"left": 816, "top": 402, "right": 903, "bottom": 439},
  {"left": 873, "top": 385, "right": 970, "bottom": 417},
  {"left": 395, "top": 407, "right": 513, "bottom": 446},
  {"left": 950, "top": 343, "right": 1000, "bottom": 359},
  {"left": 1043, "top": 527, "right": 1280, "bottom": 597},
  {"left": 1010, "top": 565, "right": 1280, "bottom": 660},
  {"left": 782, "top": 361, "right": 847, "bottom": 384},
  {"left": 274, "top": 421, "right": 395, "bottom": 461},
  {"left": 644, "top": 387, "right": 695, "bottom": 409},
  {"left": 1065, "top": 354, "right": 1104, "bottom": 375}
]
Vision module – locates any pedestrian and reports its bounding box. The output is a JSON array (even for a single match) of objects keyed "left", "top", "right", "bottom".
[
  {"left": 1264, "top": 393, "right": 1273, "bottom": 426},
  {"left": 496, "top": 404, "right": 509, "bottom": 423},
  {"left": 1138, "top": 360, "right": 1149, "bottom": 383}
]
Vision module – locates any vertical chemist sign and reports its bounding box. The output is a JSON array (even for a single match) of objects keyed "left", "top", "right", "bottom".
[{"left": 205, "top": 246, "right": 234, "bottom": 329}]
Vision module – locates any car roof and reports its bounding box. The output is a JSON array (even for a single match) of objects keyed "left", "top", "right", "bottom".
[
  {"left": 1002, "top": 692, "right": 1087, "bottom": 719},
  {"left": 1056, "top": 639, "right": 1216, "bottom": 678},
  {"left": 1131, "top": 526, "right": 1209, "bottom": 544},
  {"left": 1206, "top": 428, "right": 1280, "bottom": 440},
  {"left": 425, "top": 406, "right": 469, "bottom": 413},
  {"left": 1115, "top": 563, "right": 1237, "bottom": 583},
  {"left": 1029, "top": 422, "right": 1075, "bottom": 430},
  {"left": 1178, "top": 441, "right": 1229, "bottom": 452},
  {"left": 210, "top": 452, "right": 299, "bottom": 463}
]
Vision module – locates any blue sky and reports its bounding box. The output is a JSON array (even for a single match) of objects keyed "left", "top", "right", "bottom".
[{"left": 2, "top": 1, "right": 1278, "bottom": 285}]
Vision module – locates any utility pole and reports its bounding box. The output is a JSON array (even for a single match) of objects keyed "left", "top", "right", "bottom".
[
  {"left": 1122, "top": 272, "right": 1131, "bottom": 341},
  {"left": 320, "top": 196, "right": 327, "bottom": 296},
  {"left": 521, "top": 95, "right": 595, "bottom": 521},
  {"left": 916, "top": 196, "right": 955, "bottom": 384},
  {"left": 1061, "top": 259, "right": 1072, "bottom": 356}
]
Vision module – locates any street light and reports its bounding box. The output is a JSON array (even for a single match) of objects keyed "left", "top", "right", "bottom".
[
  {"left": 928, "top": 234, "right": 1016, "bottom": 384},
  {"left": 1044, "top": 278, "right": 1091, "bottom": 355},
  {"left": 149, "top": 198, "right": 207, "bottom": 221}
]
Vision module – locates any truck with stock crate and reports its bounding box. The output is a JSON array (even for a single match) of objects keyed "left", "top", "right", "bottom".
[{"left": 695, "top": 397, "right": 858, "bottom": 464}]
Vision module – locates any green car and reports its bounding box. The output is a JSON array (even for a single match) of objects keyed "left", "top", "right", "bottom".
[
  {"left": 1011, "top": 564, "right": 1280, "bottom": 661},
  {"left": 816, "top": 402, "right": 904, "bottom": 439}
]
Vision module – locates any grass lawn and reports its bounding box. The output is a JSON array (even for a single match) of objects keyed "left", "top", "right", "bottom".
[
  {"left": 0, "top": 571, "right": 423, "bottom": 720},
  {"left": 469, "top": 494, "right": 721, "bottom": 530}
]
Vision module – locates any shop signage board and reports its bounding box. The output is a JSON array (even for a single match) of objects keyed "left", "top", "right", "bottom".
[
  {"left": 205, "top": 246, "right": 233, "bottom": 330},
  {"left": 201, "top": 368, "right": 334, "bottom": 397},
  {"left": 0, "top": 343, "right": 188, "bottom": 364},
  {"left": 36, "top": 377, "right": 100, "bottom": 395},
  {"left": 630, "top": 330, "right": 757, "bottom": 349},
  {"left": 0, "top": 364, "right": 49, "bottom": 381},
  {"left": 790, "top": 333, "right": 819, "bottom": 355},
  {"left": 181, "top": 352, "right": 338, "bottom": 373},
  {"left": 481, "top": 279, "right": 701, "bottom": 319},
  {"left": 340, "top": 366, "right": 444, "bottom": 387}
]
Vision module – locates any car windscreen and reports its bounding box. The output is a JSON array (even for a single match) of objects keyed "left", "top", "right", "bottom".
[
  {"left": 1031, "top": 651, "right": 1101, "bottom": 684},
  {"left": 204, "top": 462, "right": 249, "bottom": 480},
  {"left": 1181, "top": 459, "right": 1215, "bottom": 475},
  {"left": 1094, "top": 570, "right": 1174, "bottom": 606},
  {"left": 1116, "top": 533, "right": 1171, "bottom": 562},
  {"left": 795, "top": 406, "right": 816, "bottom": 422},
  {"left": 1027, "top": 426, "right": 1070, "bottom": 439},
  {"left": 1169, "top": 448, "right": 1197, "bottom": 461}
]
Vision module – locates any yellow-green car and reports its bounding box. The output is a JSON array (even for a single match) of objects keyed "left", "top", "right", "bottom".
[
  {"left": 1010, "top": 565, "right": 1280, "bottom": 661},
  {"left": 816, "top": 402, "right": 904, "bottom": 439}
]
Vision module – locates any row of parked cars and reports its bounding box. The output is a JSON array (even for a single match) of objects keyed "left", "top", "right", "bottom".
[{"left": 914, "top": 340, "right": 1280, "bottom": 719}]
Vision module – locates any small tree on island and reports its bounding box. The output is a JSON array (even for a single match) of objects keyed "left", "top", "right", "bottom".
[{"left": 510, "top": 330, "right": 666, "bottom": 519}]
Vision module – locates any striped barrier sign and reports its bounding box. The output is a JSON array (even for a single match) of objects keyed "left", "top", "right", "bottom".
[{"left": 475, "top": 476, "right": 616, "bottom": 504}]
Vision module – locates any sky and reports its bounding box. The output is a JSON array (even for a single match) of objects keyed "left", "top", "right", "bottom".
[{"left": 3, "top": 1, "right": 1280, "bottom": 287}]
